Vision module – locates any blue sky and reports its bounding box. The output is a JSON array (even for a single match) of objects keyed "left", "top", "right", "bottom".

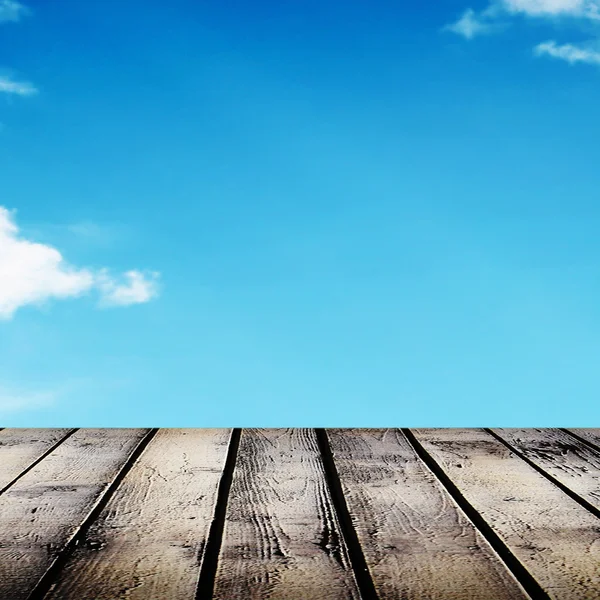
[{"left": 1, "top": 0, "right": 599, "bottom": 426}]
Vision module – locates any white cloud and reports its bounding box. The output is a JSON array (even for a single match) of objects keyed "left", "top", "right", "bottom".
[
  {"left": 445, "top": 0, "right": 600, "bottom": 34},
  {"left": 0, "top": 208, "right": 94, "bottom": 319},
  {"left": 534, "top": 39, "right": 600, "bottom": 61},
  {"left": 501, "top": 0, "right": 600, "bottom": 18},
  {"left": 444, "top": 8, "right": 496, "bottom": 39},
  {"left": 0, "top": 75, "right": 37, "bottom": 96},
  {"left": 445, "top": 0, "right": 600, "bottom": 68},
  {"left": 97, "top": 269, "right": 160, "bottom": 307},
  {"left": 0, "top": 0, "right": 29, "bottom": 23},
  {"left": 0, "top": 207, "right": 160, "bottom": 320}
]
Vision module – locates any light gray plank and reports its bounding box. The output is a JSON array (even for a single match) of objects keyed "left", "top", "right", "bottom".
[
  {"left": 43, "top": 429, "right": 232, "bottom": 600},
  {"left": 492, "top": 428, "right": 600, "bottom": 511},
  {"left": 567, "top": 429, "right": 600, "bottom": 450},
  {"left": 328, "top": 428, "right": 529, "bottom": 600},
  {"left": 0, "top": 428, "right": 150, "bottom": 600},
  {"left": 0, "top": 429, "right": 73, "bottom": 491},
  {"left": 412, "top": 428, "right": 600, "bottom": 600},
  {"left": 213, "top": 428, "right": 361, "bottom": 600}
]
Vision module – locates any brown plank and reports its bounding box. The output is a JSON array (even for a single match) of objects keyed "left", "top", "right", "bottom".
[
  {"left": 492, "top": 428, "right": 600, "bottom": 512},
  {"left": 0, "top": 429, "right": 73, "bottom": 492},
  {"left": 213, "top": 428, "right": 361, "bottom": 600},
  {"left": 43, "top": 429, "right": 232, "bottom": 600},
  {"left": 0, "top": 428, "right": 150, "bottom": 600},
  {"left": 567, "top": 429, "right": 600, "bottom": 450},
  {"left": 412, "top": 428, "right": 600, "bottom": 600},
  {"left": 328, "top": 428, "right": 528, "bottom": 600}
]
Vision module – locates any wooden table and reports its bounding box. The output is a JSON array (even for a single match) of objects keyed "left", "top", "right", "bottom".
[{"left": 0, "top": 428, "right": 598, "bottom": 599}]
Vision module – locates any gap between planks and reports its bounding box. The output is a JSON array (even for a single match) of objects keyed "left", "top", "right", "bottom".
[
  {"left": 210, "top": 429, "right": 362, "bottom": 600},
  {"left": 42, "top": 429, "right": 236, "bottom": 600},
  {"left": 2, "top": 428, "right": 598, "bottom": 600},
  {"left": 402, "top": 429, "right": 550, "bottom": 600},
  {"left": 26, "top": 429, "right": 159, "bottom": 600},
  {"left": 316, "top": 429, "right": 379, "bottom": 600},
  {"left": 409, "top": 428, "right": 600, "bottom": 600},
  {"left": 195, "top": 428, "right": 242, "bottom": 600},
  {"left": 486, "top": 428, "right": 600, "bottom": 519},
  {"left": 0, "top": 429, "right": 77, "bottom": 496}
]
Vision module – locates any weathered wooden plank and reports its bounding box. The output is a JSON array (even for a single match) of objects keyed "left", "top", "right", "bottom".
[
  {"left": 0, "top": 428, "right": 150, "bottom": 600},
  {"left": 412, "top": 428, "right": 600, "bottom": 600},
  {"left": 43, "top": 429, "right": 232, "bottom": 600},
  {"left": 328, "top": 428, "right": 529, "bottom": 600},
  {"left": 492, "top": 428, "right": 600, "bottom": 512},
  {"left": 213, "top": 428, "right": 361, "bottom": 600},
  {"left": 566, "top": 429, "right": 600, "bottom": 450},
  {"left": 0, "top": 429, "right": 73, "bottom": 492}
]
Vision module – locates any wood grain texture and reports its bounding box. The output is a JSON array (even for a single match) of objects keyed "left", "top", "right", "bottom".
[
  {"left": 567, "top": 429, "right": 600, "bottom": 450},
  {"left": 328, "top": 428, "right": 529, "bottom": 600},
  {"left": 0, "top": 428, "right": 149, "bottom": 600},
  {"left": 492, "top": 428, "right": 600, "bottom": 511},
  {"left": 43, "top": 429, "right": 232, "bottom": 600},
  {"left": 412, "top": 428, "right": 600, "bottom": 600},
  {"left": 0, "top": 429, "right": 73, "bottom": 492},
  {"left": 213, "top": 428, "right": 361, "bottom": 600}
]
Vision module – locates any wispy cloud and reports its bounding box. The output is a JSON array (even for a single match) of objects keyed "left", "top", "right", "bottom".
[
  {"left": 0, "top": 3, "right": 36, "bottom": 116},
  {"left": 25, "top": 220, "right": 133, "bottom": 250},
  {"left": 444, "top": 0, "right": 600, "bottom": 67},
  {"left": 0, "top": 385, "right": 56, "bottom": 413},
  {"left": 443, "top": 8, "right": 497, "bottom": 39},
  {"left": 534, "top": 39, "right": 600, "bottom": 62},
  {"left": 0, "top": 0, "right": 30, "bottom": 24},
  {"left": 97, "top": 270, "right": 161, "bottom": 307},
  {"left": 0, "top": 207, "right": 160, "bottom": 320},
  {"left": 0, "top": 75, "right": 37, "bottom": 96},
  {"left": 67, "top": 222, "right": 113, "bottom": 240},
  {"left": 502, "top": 0, "right": 600, "bottom": 19}
]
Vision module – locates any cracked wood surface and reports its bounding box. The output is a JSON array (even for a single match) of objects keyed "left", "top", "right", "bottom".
[
  {"left": 327, "top": 428, "right": 529, "bottom": 600},
  {"left": 491, "top": 428, "right": 600, "bottom": 512},
  {"left": 412, "top": 428, "right": 600, "bottom": 600},
  {"left": 0, "top": 428, "right": 599, "bottom": 599},
  {"left": 0, "top": 429, "right": 73, "bottom": 492},
  {"left": 0, "top": 429, "right": 149, "bottom": 600},
  {"left": 566, "top": 428, "right": 600, "bottom": 450},
  {"left": 212, "top": 428, "right": 361, "bottom": 600},
  {"left": 43, "top": 429, "right": 232, "bottom": 600}
]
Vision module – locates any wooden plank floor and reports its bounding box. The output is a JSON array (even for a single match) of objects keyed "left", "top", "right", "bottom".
[{"left": 0, "top": 429, "right": 598, "bottom": 600}]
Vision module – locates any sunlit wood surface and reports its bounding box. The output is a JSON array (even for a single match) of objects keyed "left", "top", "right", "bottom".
[{"left": 0, "top": 428, "right": 598, "bottom": 600}]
